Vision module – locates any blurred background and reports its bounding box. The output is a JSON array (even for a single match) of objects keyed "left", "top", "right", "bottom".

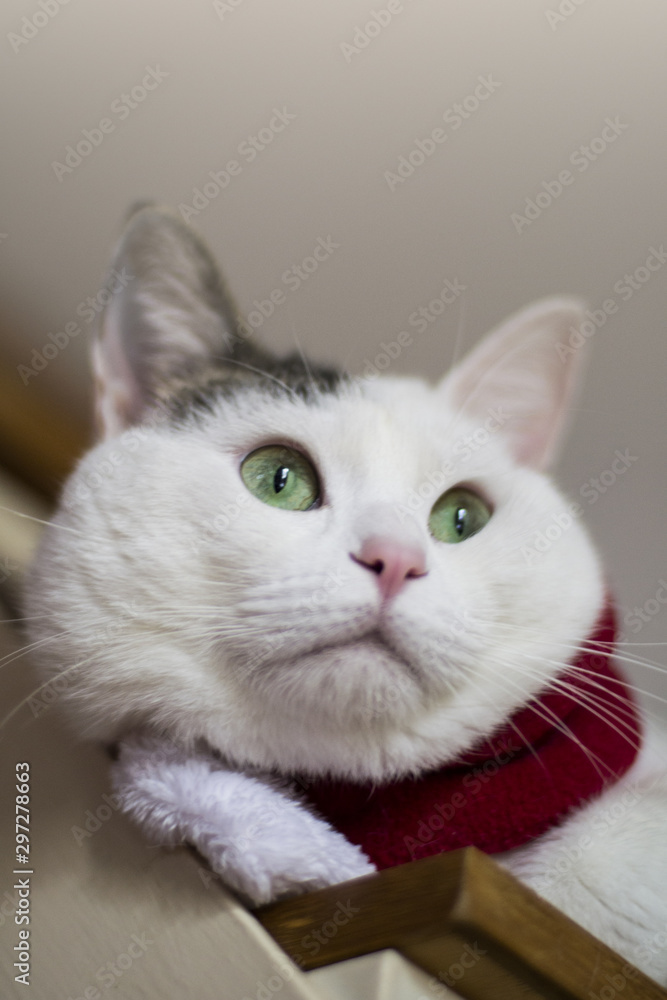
[{"left": 0, "top": 0, "right": 666, "bottom": 708}]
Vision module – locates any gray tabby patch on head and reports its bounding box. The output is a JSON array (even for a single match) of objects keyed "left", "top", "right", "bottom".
[
  {"left": 161, "top": 353, "right": 347, "bottom": 428},
  {"left": 93, "top": 203, "right": 346, "bottom": 439}
]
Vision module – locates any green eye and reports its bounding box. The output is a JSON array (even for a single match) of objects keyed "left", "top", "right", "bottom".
[
  {"left": 240, "top": 445, "right": 320, "bottom": 511},
  {"left": 429, "top": 487, "right": 491, "bottom": 543}
]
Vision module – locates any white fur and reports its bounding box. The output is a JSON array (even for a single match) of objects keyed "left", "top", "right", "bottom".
[
  {"left": 502, "top": 726, "right": 667, "bottom": 983},
  {"left": 24, "top": 208, "right": 667, "bottom": 982},
  {"left": 112, "top": 734, "right": 374, "bottom": 906}
]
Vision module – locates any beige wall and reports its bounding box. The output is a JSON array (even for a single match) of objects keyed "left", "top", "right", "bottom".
[{"left": 1, "top": 0, "right": 666, "bottom": 707}]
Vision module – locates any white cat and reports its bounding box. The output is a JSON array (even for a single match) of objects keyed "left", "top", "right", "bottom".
[{"left": 24, "top": 205, "right": 667, "bottom": 984}]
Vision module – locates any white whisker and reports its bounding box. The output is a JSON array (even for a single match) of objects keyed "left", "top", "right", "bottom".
[
  {"left": 0, "top": 505, "right": 82, "bottom": 536},
  {"left": 0, "top": 657, "right": 92, "bottom": 734}
]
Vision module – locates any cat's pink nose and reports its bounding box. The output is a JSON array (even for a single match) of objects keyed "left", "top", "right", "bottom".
[{"left": 351, "top": 537, "right": 428, "bottom": 601}]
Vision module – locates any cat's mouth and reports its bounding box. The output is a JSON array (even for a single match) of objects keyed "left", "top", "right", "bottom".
[
  {"left": 237, "top": 617, "right": 434, "bottom": 703},
  {"left": 307, "top": 626, "right": 392, "bottom": 655},
  {"left": 296, "top": 627, "right": 426, "bottom": 683}
]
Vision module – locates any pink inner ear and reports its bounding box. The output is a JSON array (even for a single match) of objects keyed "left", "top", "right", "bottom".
[
  {"left": 443, "top": 298, "right": 587, "bottom": 471},
  {"left": 93, "top": 371, "right": 134, "bottom": 441},
  {"left": 92, "top": 313, "right": 144, "bottom": 440},
  {"left": 89, "top": 205, "right": 240, "bottom": 442}
]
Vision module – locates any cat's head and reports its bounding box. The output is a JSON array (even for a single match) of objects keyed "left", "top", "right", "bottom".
[{"left": 25, "top": 205, "right": 604, "bottom": 781}]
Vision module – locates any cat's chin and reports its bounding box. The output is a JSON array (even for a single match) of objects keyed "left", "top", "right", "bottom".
[{"left": 245, "top": 630, "right": 432, "bottom": 729}]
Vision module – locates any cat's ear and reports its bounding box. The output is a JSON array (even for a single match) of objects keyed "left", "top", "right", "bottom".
[
  {"left": 92, "top": 204, "right": 245, "bottom": 439},
  {"left": 442, "top": 298, "right": 588, "bottom": 470}
]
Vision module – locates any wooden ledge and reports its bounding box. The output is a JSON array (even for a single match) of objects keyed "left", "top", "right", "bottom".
[{"left": 254, "top": 848, "right": 667, "bottom": 1000}]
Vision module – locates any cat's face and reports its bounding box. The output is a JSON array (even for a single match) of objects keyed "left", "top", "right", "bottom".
[{"left": 24, "top": 206, "right": 604, "bottom": 781}]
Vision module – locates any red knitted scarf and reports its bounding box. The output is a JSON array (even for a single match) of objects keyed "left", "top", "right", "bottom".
[{"left": 300, "top": 602, "right": 641, "bottom": 869}]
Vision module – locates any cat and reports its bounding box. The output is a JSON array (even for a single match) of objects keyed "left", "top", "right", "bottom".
[{"left": 23, "top": 204, "right": 667, "bottom": 984}]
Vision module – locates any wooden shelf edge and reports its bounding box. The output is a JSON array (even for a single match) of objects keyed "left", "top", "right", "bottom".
[{"left": 253, "top": 849, "right": 667, "bottom": 1000}]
